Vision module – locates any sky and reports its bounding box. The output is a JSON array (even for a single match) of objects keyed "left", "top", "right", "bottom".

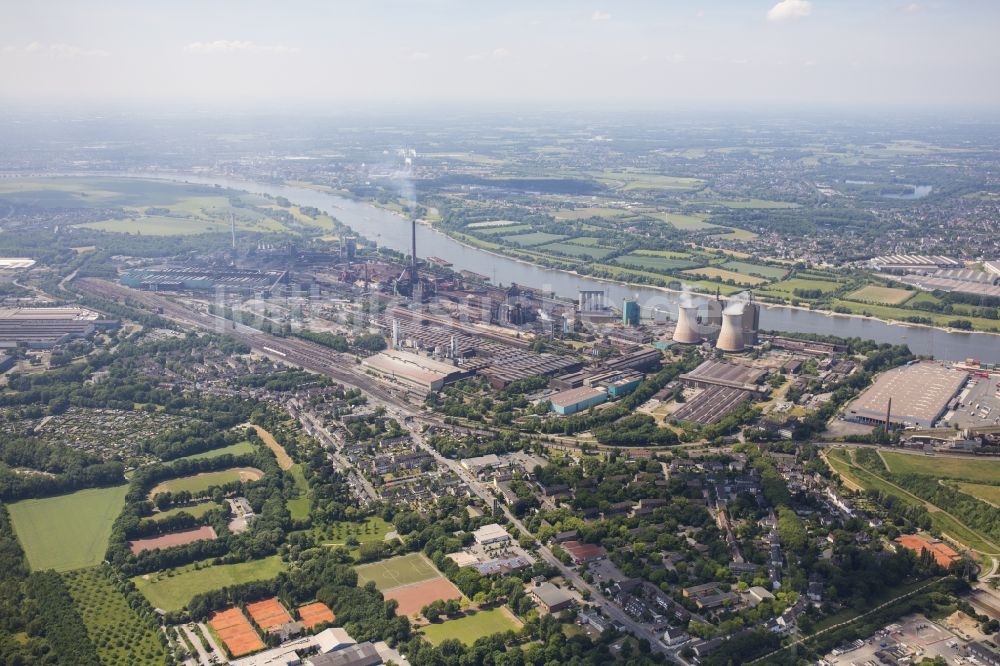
[{"left": 1, "top": 0, "right": 999, "bottom": 111}]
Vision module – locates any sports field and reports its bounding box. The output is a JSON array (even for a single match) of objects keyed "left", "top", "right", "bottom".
[
  {"left": 209, "top": 607, "right": 264, "bottom": 657},
  {"left": 385, "top": 577, "right": 464, "bottom": 617},
  {"left": 148, "top": 501, "right": 221, "bottom": 522},
  {"left": 421, "top": 607, "right": 523, "bottom": 646},
  {"left": 880, "top": 451, "right": 1000, "bottom": 484},
  {"left": 298, "top": 602, "right": 336, "bottom": 629},
  {"left": 128, "top": 525, "right": 217, "bottom": 555},
  {"left": 845, "top": 285, "right": 914, "bottom": 305},
  {"left": 148, "top": 467, "right": 263, "bottom": 498},
  {"left": 246, "top": 597, "right": 292, "bottom": 630},
  {"left": 175, "top": 441, "right": 256, "bottom": 462},
  {"left": 7, "top": 485, "right": 128, "bottom": 571},
  {"left": 133, "top": 555, "right": 286, "bottom": 611},
  {"left": 355, "top": 552, "right": 439, "bottom": 589}
]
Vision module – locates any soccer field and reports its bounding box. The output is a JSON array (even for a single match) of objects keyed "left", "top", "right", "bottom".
[
  {"left": 7, "top": 485, "right": 128, "bottom": 572},
  {"left": 355, "top": 552, "right": 439, "bottom": 590},
  {"left": 421, "top": 607, "right": 523, "bottom": 646},
  {"left": 133, "top": 555, "right": 286, "bottom": 612}
]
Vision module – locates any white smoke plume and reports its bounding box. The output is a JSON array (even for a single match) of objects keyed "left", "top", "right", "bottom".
[{"left": 724, "top": 290, "right": 751, "bottom": 315}]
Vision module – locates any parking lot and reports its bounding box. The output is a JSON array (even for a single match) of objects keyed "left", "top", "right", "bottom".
[
  {"left": 946, "top": 374, "right": 1000, "bottom": 428},
  {"left": 822, "top": 615, "right": 969, "bottom": 665}
]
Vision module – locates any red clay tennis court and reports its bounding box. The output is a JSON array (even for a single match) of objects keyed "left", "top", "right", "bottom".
[
  {"left": 209, "top": 607, "right": 264, "bottom": 657},
  {"left": 245, "top": 597, "right": 293, "bottom": 631},
  {"left": 297, "top": 602, "right": 336, "bottom": 629},
  {"left": 384, "top": 577, "right": 464, "bottom": 617}
]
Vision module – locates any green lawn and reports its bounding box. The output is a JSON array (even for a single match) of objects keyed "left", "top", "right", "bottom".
[
  {"left": 682, "top": 266, "right": 768, "bottom": 286},
  {"left": 355, "top": 552, "right": 439, "bottom": 590},
  {"left": 80, "top": 216, "right": 228, "bottom": 236},
  {"left": 553, "top": 207, "right": 628, "bottom": 220},
  {"left": 174, "top": 441, "right": 256, "bottom": 462},
  {"left": 956, "top": 483, "right": 1000, "bottom": 507},
  {"left": 132, "top": 555, "right": 286, "bottom": 612},
  {"left": 844, "top": 285, "right": 915, "bottom": 305},
  {"left": 148, "top": 467, "right": 263, "bottom": 498},
  {"left": 8, "top": 485, "right": 128, "bottom": 572},
  {"left": 662, "top": 213, "right": 716, "bottom": 230},
  {"left": 64, "top": 567, "right": 169, "bottom": 665},
  {"left": 763, "top": 277, "right": 845, "bottom": 297},
  {"left": 881, "top": 452, "right": 1000, "bottom": 484},
  {"left": 694, "top": 198, "right": 800, "bottom": 209},
  {"left": 287, "top": 464, "right": 311, "bottom": 521},
  {"left": 421, "top": 607, "right": 523, "bottom": 646},
  {"left": 475, "top": 224, "right": 531, "bottom": 235},
  {"left": 147, "top": 501, "right": 221, "bottom": 522}
]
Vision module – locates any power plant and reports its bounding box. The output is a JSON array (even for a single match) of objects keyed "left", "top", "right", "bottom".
[
  {"left": 716, "top": 311, "right": 745, "bottom": 352},
  {"left": 672, "top": 303, "right": 702, "bottom": 344}
]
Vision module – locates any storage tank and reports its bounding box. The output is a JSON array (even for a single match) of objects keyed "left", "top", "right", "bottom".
[
  {"left": 672, "top": 304, "right": 702, "bottom": 344},
  {"left": 716, "top": 312, "right": 745, "bottom": 352}
]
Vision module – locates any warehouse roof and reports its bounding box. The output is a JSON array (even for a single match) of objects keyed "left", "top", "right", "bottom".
[
  {"left": 846, "top": 362, "right": 968, "bottom": 427},
  {"left": 549, "top": 386, "right": 607, "bottom": 408}
]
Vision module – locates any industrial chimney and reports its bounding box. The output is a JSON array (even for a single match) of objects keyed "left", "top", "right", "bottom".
[
  {"left": 716, "top": 312, "right": 745, "bottom": 352},
  {"left": 673, "top": 304, "right": 702, "bottom": 344}
]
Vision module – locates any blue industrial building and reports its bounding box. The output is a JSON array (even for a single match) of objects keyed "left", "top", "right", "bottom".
[{"left": 550, "top": 386, "right": 608, "bottom": 415}]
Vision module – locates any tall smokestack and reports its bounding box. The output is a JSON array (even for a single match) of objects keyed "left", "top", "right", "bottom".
[
  {"left": 410, "top": 217, "right": 417, "bottom": 297},
  {"left": 717, "top": 312, "right": 745, "bottom": 352}
]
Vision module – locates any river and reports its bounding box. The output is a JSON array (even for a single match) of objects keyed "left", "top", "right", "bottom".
[{"left": 95, "top": 173, "right": 1000, "bottom": 363}]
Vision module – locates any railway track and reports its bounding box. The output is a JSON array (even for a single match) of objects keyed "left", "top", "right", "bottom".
[{"left": 75, "top": 278, "right": 411, "bottom": 410}]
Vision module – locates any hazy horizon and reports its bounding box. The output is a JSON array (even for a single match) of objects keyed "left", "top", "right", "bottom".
[{"left": 2, "top": 0, "right": 1000, "bottom": 111}]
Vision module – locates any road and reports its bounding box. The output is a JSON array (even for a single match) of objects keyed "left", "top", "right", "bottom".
[{"left": 73, "top": 279, "right": 681, "bottom": 659}]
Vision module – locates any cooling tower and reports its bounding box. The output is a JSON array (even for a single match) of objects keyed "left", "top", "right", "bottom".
[
  {"left": 716, "top": 312, "right": 745, "bottom": 352},
  {"left": 673, "top": 304, "right": 702, "bottom": 344}
]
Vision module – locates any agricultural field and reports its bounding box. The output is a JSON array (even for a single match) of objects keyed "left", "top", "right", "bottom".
[
  {"left": 147, "top": 467, "right": 264, "bottom": 499},
  {"left": 421, "top": 607, "right": 523, "bottom": 646},
  {"left": 536, "top": 241, "right": 615, "bottom": 259},
  {"left": 147, "top": 501, "right": 221, "bottom": 522},
  {"left": 500, "top": 231, "right": 567, "bottom": 246},
  {"left": 175, "top": 440, "right": 256, "bottom": 462},
  {"left": 63, "top": 567, "right": 169, "bottom": 666},
  {"left": 845, "top": 285, "right": 915, "bottom": 305},
  {"left": 631, "top": 249, "right": 694, "bottom": 259},
  {"left": 316, "top": 516, "right": 392, "bottom": 547},
  {"left": 880, "top": 452, "right": 1000, "bottom": 484},
  {"left": 80, "top": 216, "right": 232, "bottom": 236},
  {"left": 475, "top": 224, "right": 530, "bottom": 235},
  {"left": 7, "top": 485, "right": 129, "bottom": 571},
  {"left": 763, "top": 277, "right": 845, "bottom": 297},
  {"left": 355, "top": 552, "right": 439, "bottom": 589},
  {"left": 553, "top": 207, "right": 629, "bottom": 220},
  {"left": 694, "top": 197, "right": 800, "bottom": 209},
  {"left": 662, "top": 212, "right": 716, "bottom": 231},
  {"left": 682, "top": 266, "right": 768, "bottom": 286},
  {"left": 720, "top": 260, "right": 789, "bottom": 280},
  {"left": 956, "top": 483, "right": 1000, "bottom": 507},
  {"left": 133, "top": 555, "right": 286, "bottom": 612},
  {"left": 614, "top": 253, "right": 700, "bottom": 272},
  {"left": 466, "top": 219, "right": 520, "bottom": 228}
]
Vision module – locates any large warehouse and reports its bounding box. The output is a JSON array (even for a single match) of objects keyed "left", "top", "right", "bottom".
[
  {"left": 845, "top": 362, "right": 968, "bottom": 428},
  {"left": 361, "top": 349, "right": 469, "bottom": 394}
]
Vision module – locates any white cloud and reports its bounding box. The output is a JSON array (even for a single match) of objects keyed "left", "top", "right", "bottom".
[
  {"left": 468, "top": 47, "right": 510, "bottom": 61},
  {"left": 491, "top": 47, "right": 510, "bottom": 59},
  {"left": 591, "top": 10, "right": 611, "bottom": 22},
  {"left": 767, "top": 0, "right": 812, "bottom": 22},
  {"left": 407, "top": 50, "right": 430, "bottom": 61},
  {"left": 3, "top": 42, "right": 109, "bottom": 56},
  {"left": 903, "top": 3, "right": 922, "bottom": 13},
  {"left": 184, "top": 40, "right": 298, "bottom": 54}
]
